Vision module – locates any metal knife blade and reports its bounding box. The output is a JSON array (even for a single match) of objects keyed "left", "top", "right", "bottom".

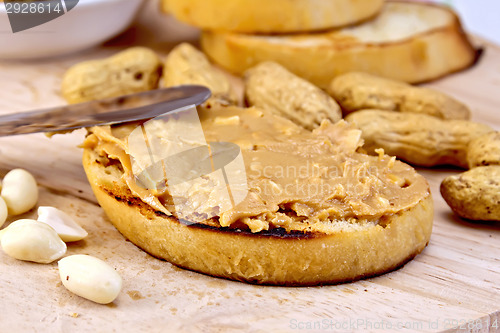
[{"left": 0, "top": 85, "right": 211, "bottom": 137}]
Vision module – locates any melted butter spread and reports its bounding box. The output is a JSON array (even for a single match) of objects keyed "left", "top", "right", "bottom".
[{"left": 83, "top": 106, "right": 430, "bottom": 234}]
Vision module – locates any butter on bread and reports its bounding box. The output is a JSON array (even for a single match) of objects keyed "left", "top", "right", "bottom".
[
  {"left": 201, "top": 1, "right": 477, "bottom": 88},
  {"left": 161, "top": 0, "right": 384, "bottom": 33}
]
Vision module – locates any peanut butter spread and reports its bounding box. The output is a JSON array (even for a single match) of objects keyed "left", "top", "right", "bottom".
[{"left": 83, "top": 106, "right": 430, "bottom": 234}]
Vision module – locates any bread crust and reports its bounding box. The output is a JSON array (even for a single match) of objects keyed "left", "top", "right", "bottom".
[
  {"left": 201, "top": 1, "right": 477, "bottom": 88},
  {"left": 83, "top": 148, "right": 434, "bottom": 286},
  {"left": 161, "top": 0, "right": 384, "bottom": 33}
]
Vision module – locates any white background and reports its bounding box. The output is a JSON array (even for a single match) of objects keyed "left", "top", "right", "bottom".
[{"left": 426, "top": 0, "right": 500, "bottom": 44}]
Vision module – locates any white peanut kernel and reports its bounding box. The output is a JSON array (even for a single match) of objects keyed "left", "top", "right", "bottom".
[
  {"left": 37, "top": 207, "right": 88, "bottom": 242},
  {"left": 0, "top": 197, "right": 8, "bottom": 228},
  {"left": 0, "top": 219, "right": 66, "bottom": 263},
  {"left": 58, "top": 255, "right": 122, "bottom": 304},
  {"left": 1, "top": 169, "right": 39, "bottom": 215}
]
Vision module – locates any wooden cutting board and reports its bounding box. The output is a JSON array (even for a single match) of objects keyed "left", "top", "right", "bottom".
[{"left": 0, "top": 3, "right": 499, "bottom": 332}]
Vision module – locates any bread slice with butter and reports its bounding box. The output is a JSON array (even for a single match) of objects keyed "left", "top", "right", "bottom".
[
  {"left": 201, "top": 1, "right": 477, "bottom": 88},
  {"left": 161, "top": 0, "right": 384, "bottom": 33}
]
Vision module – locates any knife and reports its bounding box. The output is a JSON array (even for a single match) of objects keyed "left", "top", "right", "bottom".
[{"left": 0, "top": 85, "right": 211, "bottom": 137}]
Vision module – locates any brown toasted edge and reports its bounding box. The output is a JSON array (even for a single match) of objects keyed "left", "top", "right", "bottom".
[{"left": 106, "top": 188, "right": 325, "bottom": 240}]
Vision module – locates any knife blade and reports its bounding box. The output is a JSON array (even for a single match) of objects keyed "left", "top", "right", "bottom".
[{"left": 0, "top": 85, "right": 211, "bottom": 136}]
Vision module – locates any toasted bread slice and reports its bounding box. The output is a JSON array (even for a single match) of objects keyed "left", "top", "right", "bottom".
[
  {"left": 161, "top": 0, "right": 384, "bottom": 33},
  {"left": 201, "top": 1, "right": 477, "bottom": 88},
  {"left": 82, "top": 105, "right": 433, "bottom": 286}
]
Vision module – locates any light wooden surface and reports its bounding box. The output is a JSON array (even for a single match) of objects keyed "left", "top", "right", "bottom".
[{"left": 0, "top": 3, "right": 499, "bottom": 333}]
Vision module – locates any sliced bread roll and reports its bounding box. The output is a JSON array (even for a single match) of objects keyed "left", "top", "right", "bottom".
[
  {"left": 201, "top": 1, "right": 477, "bottom": 88},
  {"left": 161, "top": 0, "right": 384, "bottom": 33}
]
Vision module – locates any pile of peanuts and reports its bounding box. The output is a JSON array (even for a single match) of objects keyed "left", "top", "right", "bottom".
[
  {"left": 0, "top": 169, "right": 122, "bottom": 304},
  {"left": 440, "top": 133, "right": 500, "bottom": 221}
]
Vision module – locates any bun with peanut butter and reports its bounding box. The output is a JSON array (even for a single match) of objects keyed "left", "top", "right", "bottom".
[
  {"left": 69, "top": 44, "right": 433, "bottom": 285},
  {"left": 82, "top": 103, "right": 433, "bottom": 285}
]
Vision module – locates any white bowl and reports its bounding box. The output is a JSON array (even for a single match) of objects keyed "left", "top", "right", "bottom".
[{"left": 0, "top": 0, "right": 144, "bottom": 60}]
